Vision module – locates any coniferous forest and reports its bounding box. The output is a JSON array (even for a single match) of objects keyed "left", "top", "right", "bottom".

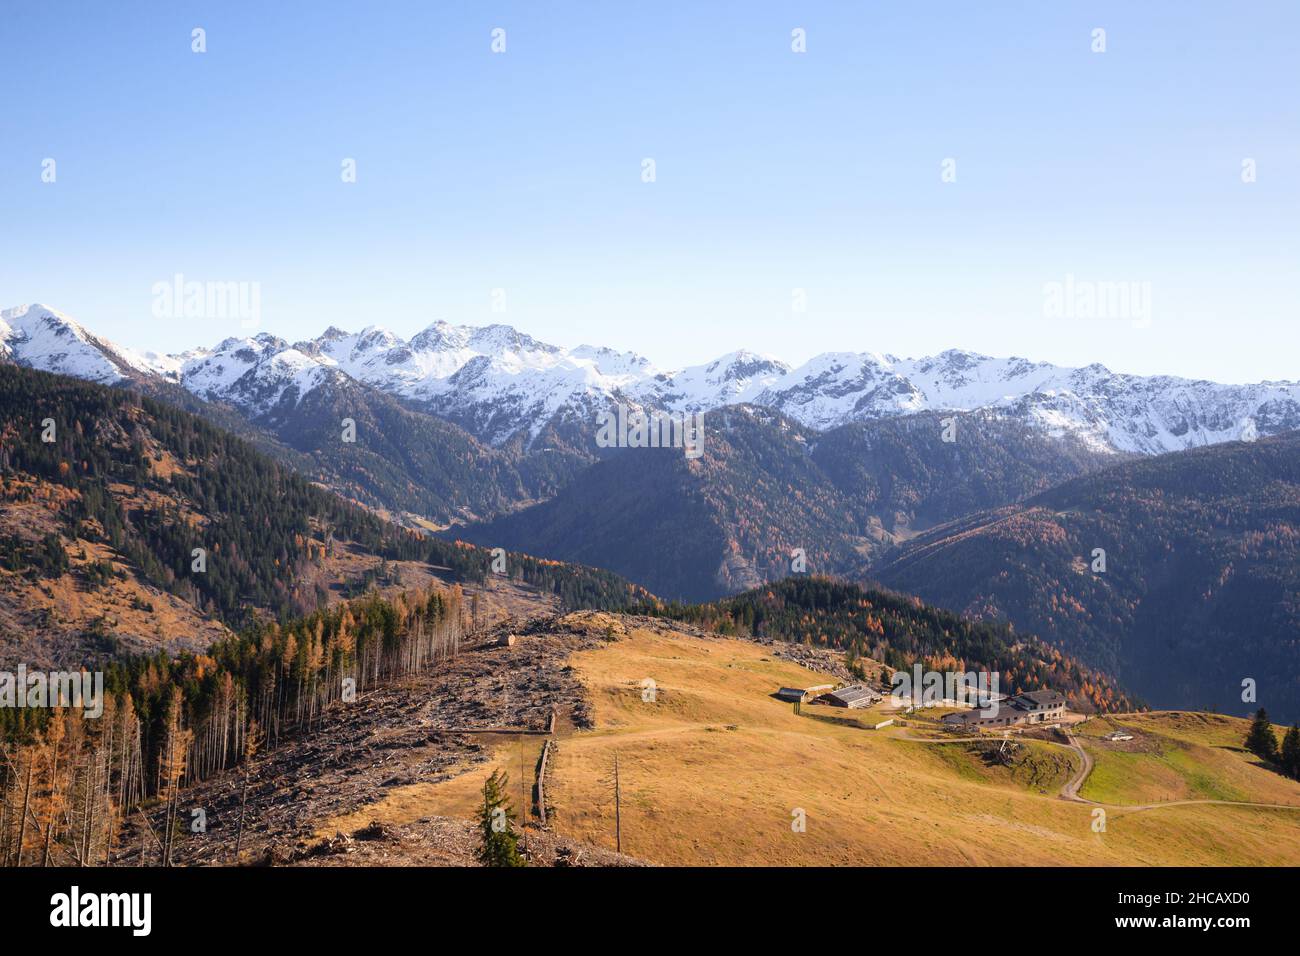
[
  {"left": 0, "top": 365, "right": 646, "bottom": 639},
  {"left": 0, "top": 586, "right": 461, "bottom": 866},
  {"left": 635, "top": 575, "right": 1138, "bottom": 713},
  {"left": 0, "top": 366, "right": 652, "bottom": 866}
]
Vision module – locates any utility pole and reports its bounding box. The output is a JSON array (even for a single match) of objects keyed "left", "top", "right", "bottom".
[{"left": 614, "top": 753, "right": 622, "bottom": 855}]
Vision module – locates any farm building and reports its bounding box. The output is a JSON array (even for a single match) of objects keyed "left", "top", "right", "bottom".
[
  {"left": 1015, "top": 690, "right": 1067, "bottom": 721},
  {"left": 941, "top": 690, "right": 1067, "bottom": 730},
  {"left": 818, "top": 684, "right": 879, "bottom": 709},
  {"left": 775, "top": 687, "right": 812, "bottom": 703}
]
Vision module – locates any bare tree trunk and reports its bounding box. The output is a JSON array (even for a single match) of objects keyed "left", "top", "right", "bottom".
[
  {"left": 233, "top": 773, "right": 250, "bottom": 864},
  {"left": 80, "top": 757, "right": 95, "bottom": 865},
  {"left": 42, "top": 745, "right": 59, "bottom": 866},
  {"left": 15, "top": 758, "right": 33, "bottom": 867}
]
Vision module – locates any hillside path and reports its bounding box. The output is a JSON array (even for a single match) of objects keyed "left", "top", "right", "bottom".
[
  {"left": 1060, "top": 733, "right": 1093, "bottom": 800},
  {"left": 1059, "top": 733, "right": 1300, "bottom": 814},
  {"left": 893, "top": 729, "right": 1300, "bottom": 814}
]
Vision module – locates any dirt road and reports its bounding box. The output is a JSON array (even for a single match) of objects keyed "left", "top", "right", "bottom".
[{"left": 896, "top": 729, "right": 1300, "bottom": 815}]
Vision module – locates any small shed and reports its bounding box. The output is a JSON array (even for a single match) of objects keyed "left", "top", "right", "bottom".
[{"left": 497, "top": 633, "right": 517, "bottom": 648}]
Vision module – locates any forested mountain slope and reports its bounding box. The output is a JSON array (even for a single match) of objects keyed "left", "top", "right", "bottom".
[
  {"left": 0, "top": 366, "right": 648, "bottom": 668},
  {"left": 463, "top": 406, "right": 1111, "bottom": 601},
  {"left": 211, "top": 366, "right": 594, "bottom": 526},
  {"left": 873, "top": 433, "right": 1300, "bottom": 721}
]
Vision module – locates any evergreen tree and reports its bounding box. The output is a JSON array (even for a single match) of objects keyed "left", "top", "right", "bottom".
[
  {"left": 475, "top": 770, "right": 524, "bottom": 867},
  {"left": 1244, "top": 708, "right": 1279, "bottom": 762},
  {"left": 1281, "top": 725, "right": 1300, "bottom": 780}
]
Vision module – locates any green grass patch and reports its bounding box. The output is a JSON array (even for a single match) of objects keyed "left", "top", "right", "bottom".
[
  {"left": 923, "top": 739, "right": 1077, "bottom": 794},
  {"left": 1080, "top": 739, "right": 1250, "bottom": 804}
]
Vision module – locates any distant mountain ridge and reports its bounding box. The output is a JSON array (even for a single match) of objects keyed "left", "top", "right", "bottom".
[
  {"left": 462, "top": 406, "right": 1114, "bottom": 601},
  {"left": 5, "top": 303, "right": 1298, "bottom": 455},
  {"left": 0, "top": 305, "right": 595, "bottom": 527},
  {"left": 8, "top": 305, "right": 1300, "bottom": 723}
]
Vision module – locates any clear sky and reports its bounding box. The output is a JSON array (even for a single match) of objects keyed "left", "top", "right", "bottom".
[{"left": 1, "top": 1, "right": 1296, "bottom": 382}]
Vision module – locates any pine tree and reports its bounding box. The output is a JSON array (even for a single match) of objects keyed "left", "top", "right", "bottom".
[
  {"left": 1281, "top": 725, "right": 1300, "bottom": 780},
  {"left": 475, "top": 770, "right": 524, "bottom": 867},
  {"left": 1244, "top": 708, "right": 1280, "bottom": 763}
]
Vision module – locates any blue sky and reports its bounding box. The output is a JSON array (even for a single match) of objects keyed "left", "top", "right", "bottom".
[{"left": 1, "top": 1, "right": 1296, "bottom": 382}]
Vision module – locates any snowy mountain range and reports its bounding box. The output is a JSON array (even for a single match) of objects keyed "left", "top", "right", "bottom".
[{"left": 4, "top": 302, "right": 1298, "bottom": 455}]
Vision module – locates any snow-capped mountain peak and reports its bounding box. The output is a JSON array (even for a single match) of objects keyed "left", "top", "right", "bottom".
[
  {"left": 466, "top": 323, "right": 560, "bottom": 357},
  {"left": 3, "top": 304, "right": 1297, "bottom": 455},
  {"left": 0, "top": 303, "right": 175, "bottom": 384},
  {"left": 408, "top": 320, "right": 471, "bottom": 353},
  {"left": 640, "top": 349, "right": 792, "bottom": 412}
]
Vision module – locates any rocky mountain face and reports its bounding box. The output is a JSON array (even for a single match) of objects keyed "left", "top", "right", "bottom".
[{"left": 5, "top": 304, "right": 1297, "bottom": 455}]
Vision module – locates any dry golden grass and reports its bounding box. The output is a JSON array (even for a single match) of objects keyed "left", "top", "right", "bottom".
[
  {"left": 353, "top": 620, "right": 1300, "bottom": 866},
  {"left": 540, "top": 625, "right": 1300, "bottom": 866}
]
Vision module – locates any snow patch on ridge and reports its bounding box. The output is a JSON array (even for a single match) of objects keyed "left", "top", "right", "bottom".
[{"left": 4, "top": 304, "right": 1299, "bottom": 454}]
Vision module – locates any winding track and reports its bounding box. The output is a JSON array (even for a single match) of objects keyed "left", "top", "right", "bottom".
[
  {"left": 1058, "top": 733, "right": 1300, "bottom": 814},
  {"left": 894, "top": 729, "right": 1300, "bottom": 814}
]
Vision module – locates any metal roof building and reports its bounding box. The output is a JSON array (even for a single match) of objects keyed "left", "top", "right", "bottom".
[
  {"left": 775, "top": 687, "right": 811, "bottom": 703},
  {"left": 1014, "top": 690, "right": 1066, "bottom": 709},
  {"left": 941, "top": 688, "right": 1068, "bottom": 729},
  {"left": 820, "top": 685, "right": 879, "bottom": 708}
]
